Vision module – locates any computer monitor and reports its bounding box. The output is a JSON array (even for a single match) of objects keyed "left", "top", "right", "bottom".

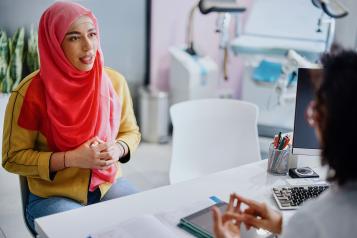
[{"left": 292, "top": 68, "right": 321, "bottom": 156}]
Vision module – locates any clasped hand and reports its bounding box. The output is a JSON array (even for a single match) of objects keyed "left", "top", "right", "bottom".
[
  {"left": 66, "top": 137, "right": 124, "bottom": 170},
  {"left": 212, "top": 193, "right": 283, "bottom": 238}
]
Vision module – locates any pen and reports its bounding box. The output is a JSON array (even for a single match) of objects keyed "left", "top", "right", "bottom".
[{"left": 278, "top": 137, "right": 286, "bottom": 150}]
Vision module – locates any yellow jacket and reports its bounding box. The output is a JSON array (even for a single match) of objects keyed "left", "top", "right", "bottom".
[{"left": 2, "top": 67, "right": 141, "bottom": 204}]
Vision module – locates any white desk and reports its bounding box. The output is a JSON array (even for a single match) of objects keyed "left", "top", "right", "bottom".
[{"left": 35, "top": 157, "right": 326, "bottom": 238}]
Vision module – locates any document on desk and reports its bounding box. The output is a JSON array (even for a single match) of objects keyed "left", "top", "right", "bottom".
[
  {"left": 89, "top": 214, "right": 177, "bottom": 238},
  {"left": 88, "top": 199, "right": 215, "bottom": 238}
]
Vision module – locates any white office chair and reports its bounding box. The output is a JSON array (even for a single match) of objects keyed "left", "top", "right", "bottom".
[
  {"left": 169, "top": 98, "right": 261, "bottom": 184},
  {"left": 19, "top": 176, "right": 36, "bottom": 237}
]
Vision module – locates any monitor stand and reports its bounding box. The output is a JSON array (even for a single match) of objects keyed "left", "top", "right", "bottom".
[
  {"left": 289, "top": 154, "right": 321, "bottom": 169},
  {"left": 288, "top": 153, "right": 298, "bottom": 169}
]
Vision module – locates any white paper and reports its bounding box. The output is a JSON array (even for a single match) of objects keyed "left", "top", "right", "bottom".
[{"left": 89, "top": 214, "right": 176, "bottom": 238}]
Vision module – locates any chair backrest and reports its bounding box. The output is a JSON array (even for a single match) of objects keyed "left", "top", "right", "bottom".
[
  {"left": 19, "top": 176, "right": 36, "bottom": 237},
  {"left": 169, "top": 98, "right": 261, "bottom": 184}
]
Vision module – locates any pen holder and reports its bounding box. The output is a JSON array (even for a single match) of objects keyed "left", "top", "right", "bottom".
[{"left": 267, "top": 143, "right": 290, "bottom": 175}]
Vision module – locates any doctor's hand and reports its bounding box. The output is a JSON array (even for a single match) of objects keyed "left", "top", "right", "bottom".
[
  {"left": 212, "top": 206, "right": 241, "bottom": 238},
  {"left": 212, "top": 193, "right": 244, "bottom": 238},
  {"left": 65, "top": 137, "right": 116, "bottom": 170},
  {"left": 229, "top": 194, "right": 283, "bottom": 235}
]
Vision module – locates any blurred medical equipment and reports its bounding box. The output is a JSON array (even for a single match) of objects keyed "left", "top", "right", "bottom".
[
  {"left": 198, "top": 0, "right": 245, "bottom": 14},
  {"left": 275, "top": 50, "right": 320, "bottom": 106},
  {"left": 169, "top": 48, "right": 219, "bottom": 105},
  {"left": 199, "top": 1, "right": 245, "bottom": 81},
  {"left": 311, "top": 0, "right": 348, "bottom": 18},
  {"left": 169, "top": 0, "right": 349, "bottom": 133},
  {"left": 169, "top": 0, "right": 246, "bottom": 105},
  {"left": 272, "top": 0, "right": 348, "bottom": 107},
  {"left": 312, "top": 0, "right": 348, "bottom": 49},
  {"left": 232, "top": 0, "right": 335, "bottom": 137},
  {"left": 215, "top": 13, "right": 232, "bottom": 81},
  {"left": 185, "top": 0, "right": 245, "bottom": 55}
]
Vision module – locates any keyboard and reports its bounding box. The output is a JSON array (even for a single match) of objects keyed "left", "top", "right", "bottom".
[{"left": 272, "top": 185, "right": 329, "bottom": 210}]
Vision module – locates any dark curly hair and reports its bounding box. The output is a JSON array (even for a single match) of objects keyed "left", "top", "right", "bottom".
[{"left": 316, "top": 48, "right": 357, "bottom": 185}]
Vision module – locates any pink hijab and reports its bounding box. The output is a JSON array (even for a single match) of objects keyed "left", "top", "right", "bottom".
[{"left": 18, "top": 1, "right": 120, "bottom": 192}]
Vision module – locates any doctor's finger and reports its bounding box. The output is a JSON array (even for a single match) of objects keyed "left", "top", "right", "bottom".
[
  {"left": 235, "top": 195, "right": 265, "bottom": 213},
  {"left": 243, "top": 207, "right": 260, "bottom": 217},
  {"left": 212, "top": 206, "right": 223, "bottom": 233},
  {"left": 222, "top": 212, "right": 244, "bottom": 224},
  {"left": 234, "top": 200, "right": 242, "bottom": 214},
  {"left": 227, "top": 194, "right": 237, "bottom": 212},
  {"left": 240, "top": 214, "right": 264, "bottom": 229}
]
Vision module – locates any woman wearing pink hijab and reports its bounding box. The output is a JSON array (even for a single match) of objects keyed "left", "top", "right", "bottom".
[{"left": 2, "top": 1, "right": 141, "bottom": 234}]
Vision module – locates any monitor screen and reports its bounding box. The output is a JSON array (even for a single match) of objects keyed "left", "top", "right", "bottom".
[{"left": 292, "top": 68, "right": 321, "bottom": 156}]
